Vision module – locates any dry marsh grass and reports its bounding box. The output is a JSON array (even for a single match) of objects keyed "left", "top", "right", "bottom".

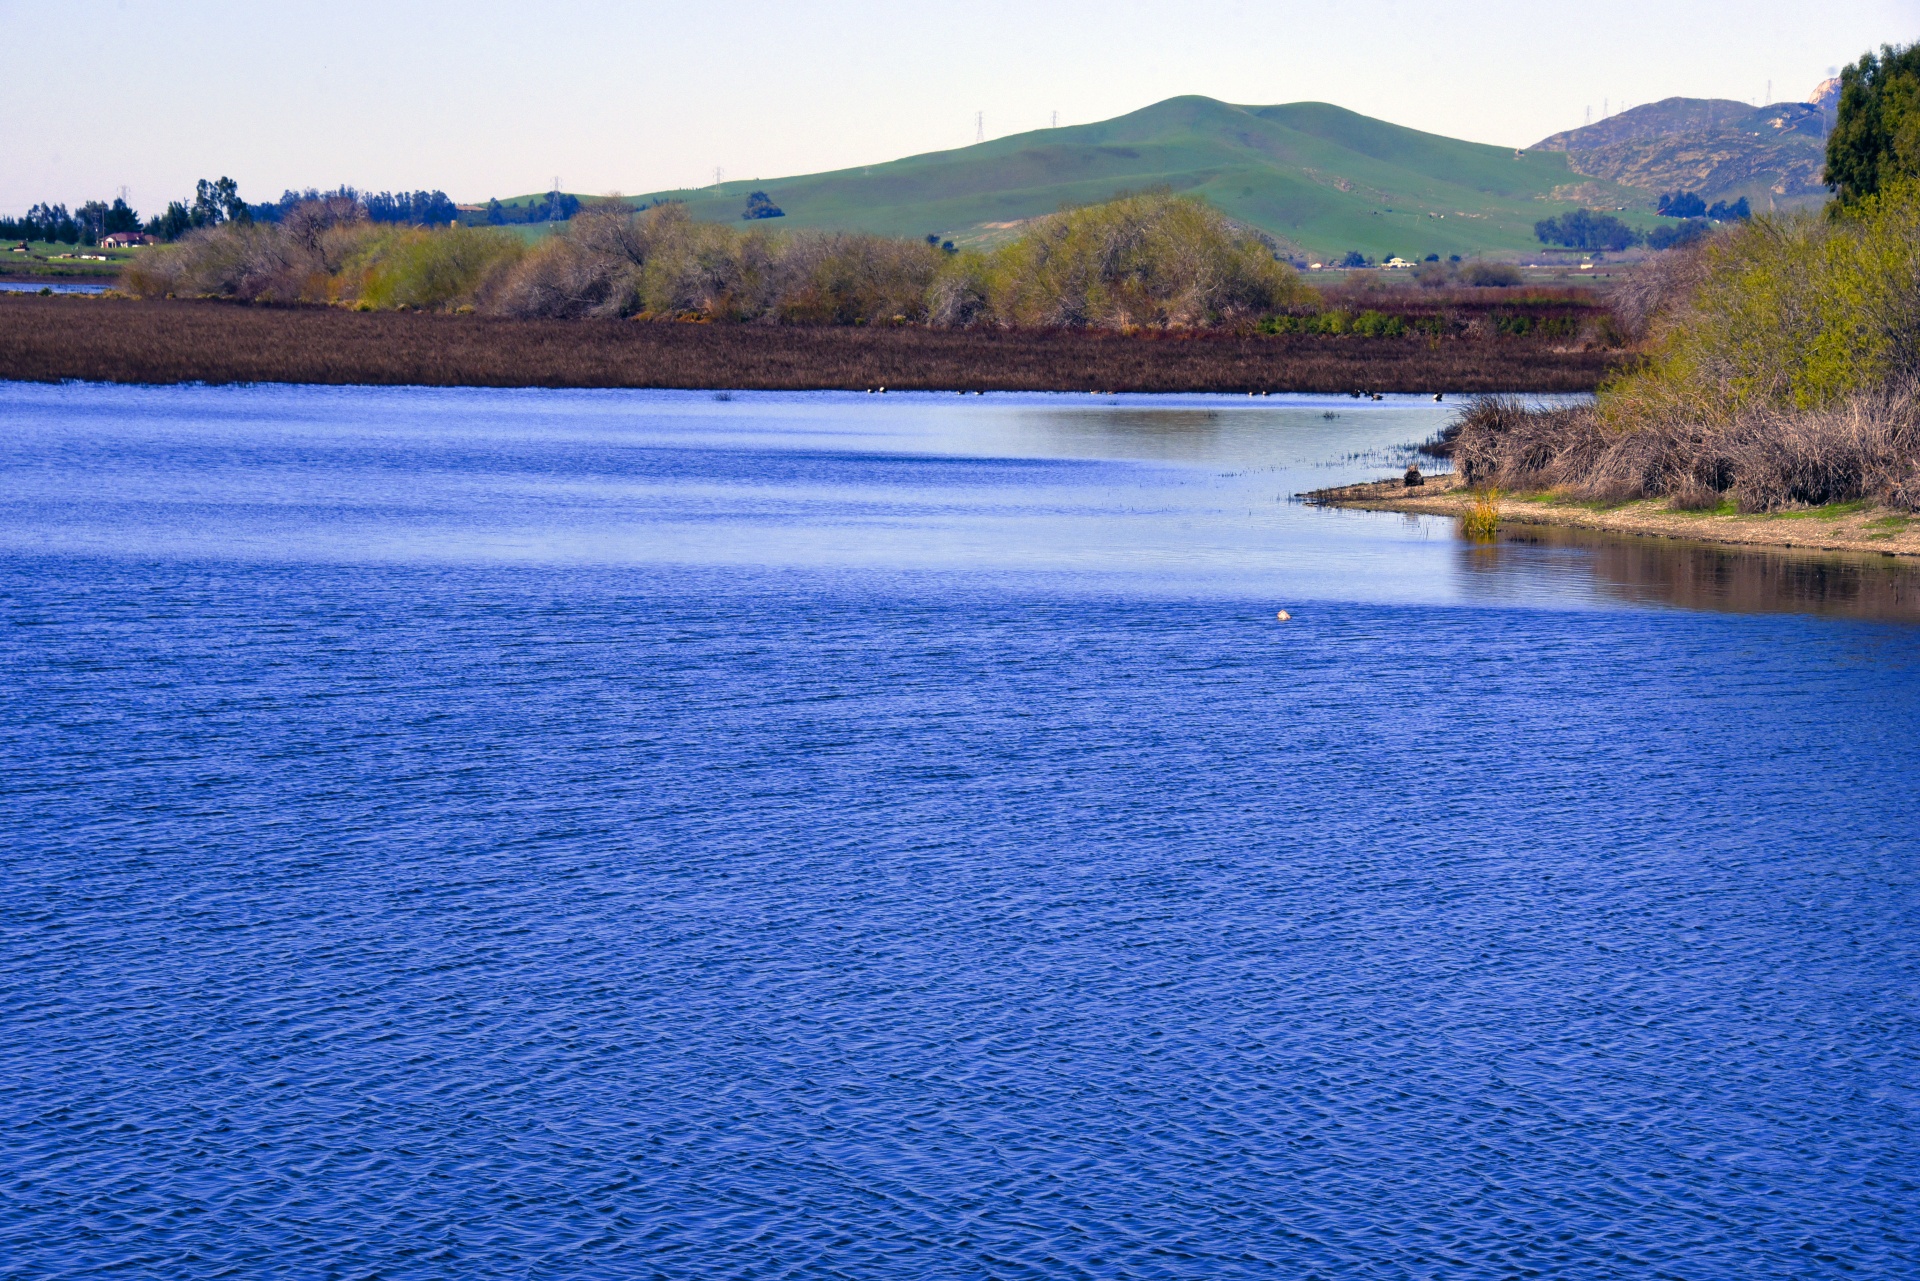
[
  {"left": 0, "top": 296, "right": 1622, "bottom": 392},
  {"left": 1462, "top": 488, "right": 1502, "bottom": 540},
  {"left": 1447, "top": 385, "right": 1920, "bottom": 514}
]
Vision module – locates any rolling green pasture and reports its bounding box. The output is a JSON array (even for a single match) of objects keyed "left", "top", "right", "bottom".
[
  {"left": 2, "top": 241, "right": 140, "bottom": 278},
  {"left": 494, "top": 97, "right": 1656, "bottom": 259}
]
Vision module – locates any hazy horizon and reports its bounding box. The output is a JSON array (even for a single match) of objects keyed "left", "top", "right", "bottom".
[{"left": 1, "top": 0, "right": 1909, "bottom": 214}]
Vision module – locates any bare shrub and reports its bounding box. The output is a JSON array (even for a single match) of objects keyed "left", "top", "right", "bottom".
[
  {"left": 281, "top": 195, "right": 365, "bottom": 255},
  {"left": 147, "top": 222, "right": 312, "bottom": 302},
  {"left": 1606, "top": 237, "right": 1711, "bottom": 342},
  {"left": 641, "top": 215, "right": 776, "bottom": 320},
  {"left": 927, "top": 253, "right": 994, "bottom": 327},
  {"left": 496, "top": 236, "right": 634, "bottom": 319},
  {"left": 769, "top": 232, "right": 939, "bottom": 325}
]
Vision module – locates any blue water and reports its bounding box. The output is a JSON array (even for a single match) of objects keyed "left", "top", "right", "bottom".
[
  {"left": 3, "top": 383, "right": 1916, "bottom": 1279},
  {"left": 0, "top": 280, "right": 109, "bottom": 294}
]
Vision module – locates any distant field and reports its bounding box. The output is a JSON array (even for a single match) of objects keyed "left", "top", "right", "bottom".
[
  {"left": 1, "top": 241, "right": 138, "bottom": 279},
  {"left": 484, "top": 222, "right": 569, "bottom": 246},
  {"left": 486, "top": 97, "right": 1663, "bottom": 259},
  {"left": 0, "top": 294, "right": 1624, "bottom": 393}
]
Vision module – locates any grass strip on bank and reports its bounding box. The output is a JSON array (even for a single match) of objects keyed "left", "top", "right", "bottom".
[{"left": 1309, "top": 474, "right": 1920, "bottom": 558}]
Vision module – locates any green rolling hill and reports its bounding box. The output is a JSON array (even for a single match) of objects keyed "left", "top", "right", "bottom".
[{"left": 486, "top": 96, "right": 1656, "bottom": 259}]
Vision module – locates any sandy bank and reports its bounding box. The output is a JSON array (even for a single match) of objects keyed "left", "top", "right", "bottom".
[{"left": 1309, "top": 473, "right": 1920, "bottom": 559}]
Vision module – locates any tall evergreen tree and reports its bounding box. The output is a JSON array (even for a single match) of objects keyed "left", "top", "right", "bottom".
[{"left": 1825, "top": 42, "right": 1920, "bottom": 207}]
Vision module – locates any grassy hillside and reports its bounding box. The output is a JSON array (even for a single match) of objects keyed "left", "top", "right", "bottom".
[
  {"left": 1532, "top": 98, "right": 1830, "bottom": 210},
  {"left": 486, "top": 97, "right": 1652, "bottom": 259}
]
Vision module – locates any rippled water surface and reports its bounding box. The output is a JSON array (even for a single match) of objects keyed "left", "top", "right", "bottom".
[
  {"left": 0, "top": 280, "right": 109, "bottom": 294},
  {"left": 3, "top": 383, "right": 1916, "bottom": 1279}
]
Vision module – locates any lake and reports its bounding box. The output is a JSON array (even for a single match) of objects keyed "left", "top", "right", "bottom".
[
  {"left": 0, "top": 280, "right": 110, "bottom": 294},
  {"left": 2, "top": 382, "right": 1915, "bottom": 1278}
]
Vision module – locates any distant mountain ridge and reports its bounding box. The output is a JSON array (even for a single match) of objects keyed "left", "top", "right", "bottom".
[{"left": 1531, "top": 97, "right": 1830, "bottom": 209}]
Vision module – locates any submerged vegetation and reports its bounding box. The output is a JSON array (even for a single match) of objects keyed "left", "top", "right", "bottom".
[{"left": 125, "top": 191, "right": 1317, "bottom": 331}]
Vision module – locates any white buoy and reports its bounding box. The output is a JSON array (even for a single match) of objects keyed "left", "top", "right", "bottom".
[{"left": 1276, "top": 609, "right": 1292, "bottom": 621}]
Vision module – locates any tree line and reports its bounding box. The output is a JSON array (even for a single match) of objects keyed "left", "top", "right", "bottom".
[
  {"left": 1536, "top": 199, "right": 1750, "bottom": 254},
  {"left": 1, "top": 198, "right": 141, "bottom": 244},
  {"left": 480, "top": 191, "right": 581, "bottom": 225},
  {"left": 4, "top": 179, "right": 464, "bottom": 246},
  {"left": 1656, "top": 192, "right": 1751, "bottom": 220}
]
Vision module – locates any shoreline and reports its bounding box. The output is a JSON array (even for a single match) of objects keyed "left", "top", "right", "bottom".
[
  {"left": 1308, "top": 474, "right": 1920, "bottom": 559},
  {"left": 0, "top": 295, "right": 1621, "bottom": 393}
]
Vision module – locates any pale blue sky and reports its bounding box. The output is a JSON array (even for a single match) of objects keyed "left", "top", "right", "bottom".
[{"left": 2, "top": 0, "right": 1910, "bottom": 213}]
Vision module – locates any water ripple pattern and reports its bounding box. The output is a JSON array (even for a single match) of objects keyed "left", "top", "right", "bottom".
[{"left": 1, "top": 384, "right": 1916, "bottom": 1279}]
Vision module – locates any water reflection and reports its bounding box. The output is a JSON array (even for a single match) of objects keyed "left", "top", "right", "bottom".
[
  {"left": 2, "top": 380, "right": 1913, "bottom": 624},
  {"left": 0, "top": 281, "right": 109, "bottom": 294},
  {"left": 1459, "top": 523, "right": 1920, "bottom": 623},
  {"left": 1024, "top": 408, "right": 1237, "bottom": 461}
]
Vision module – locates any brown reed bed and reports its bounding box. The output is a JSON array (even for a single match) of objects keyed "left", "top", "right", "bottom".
[
  {"left": 0, "top": 295, "right": 1622, "bottom": 393},
  {"left": 1442, "top": 392, "right": 1920, "bottom": 513}
]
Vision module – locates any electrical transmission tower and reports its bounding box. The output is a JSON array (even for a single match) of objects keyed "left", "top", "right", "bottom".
[{"left": 975, "top": 112, "right": 984, "bottom": 144}]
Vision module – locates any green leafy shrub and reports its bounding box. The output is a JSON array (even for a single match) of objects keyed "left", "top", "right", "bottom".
[
  {"left": 984, "top": 191, "right": 1311, "bottom": 328},
  {"left": 353, "top": 227, "right": 524, "bottom": 311},
  {"left": 1349, "top": 310, "right": 1404, "bottom": 337},
  {"left": 1449, "top": 180, "right": 1920, "bottom": 512},
  {"left": 1614, "top": 179, "right": 1920, "bottom": 421}
]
